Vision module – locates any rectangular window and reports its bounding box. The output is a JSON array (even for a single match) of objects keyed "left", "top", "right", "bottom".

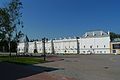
[
  {"left": 83, "top": 51, "right": 85, "bottom": 53},
  {"left": 113, "top": 44, "right": 120, "bottom": 49},
  {"left": 113, "top": 50, "right": 116, "bottom": 53},
  {"left": 97, "top": 45, "right": 98, "bottom": 48},
  {"left": 104, "top": 45, "right": 106, "bottom": 48},
  {"left": 84, "top": 45, "right": 85, "bottom": 48},
  {"left": 90, "top": 46, "right": 92, "bottom": 48}
]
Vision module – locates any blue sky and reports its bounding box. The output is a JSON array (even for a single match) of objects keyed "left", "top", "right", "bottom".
[{"left": 1, "top": 0, "right": 120, "bottom": 39}]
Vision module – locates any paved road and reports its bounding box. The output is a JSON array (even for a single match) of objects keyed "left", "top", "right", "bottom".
[
  {"left": 0, "top": 56, "right": 75, "bottom": 80},
  {"left": 35, "top": 55, "right": 120, "bottom": 80},
  {"left": 0, "top": 62, "right": 60, "bottom": 80}
]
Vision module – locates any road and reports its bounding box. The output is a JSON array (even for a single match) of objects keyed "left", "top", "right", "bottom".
[
  {"left": 0, "top": 54, "right": 120, "bottom": 80},
  {"left": 35, "top": 54, "right": 120, "bottom": 80}
]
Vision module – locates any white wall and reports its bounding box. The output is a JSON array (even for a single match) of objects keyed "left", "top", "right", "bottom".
[
  {"left": 17, "top": 42, "right": 25, "bottom": 53},
  {"left": 53, "top": 39, "right": 77, "bottom": 54},
  {"left": 79, "top": 37, "right": 110, "bottom": 54},
  {"left": 17, "top": 31, "right": 111, "bottom": 54},
  {"left": 45, "top": 41, "right": 52, "bottom": 53},
  {"left": 36, "top": 41, "right": 43, "bottom": 53},
  {"left": 28, "top": 42, "right": 35, "bottom": 53}
]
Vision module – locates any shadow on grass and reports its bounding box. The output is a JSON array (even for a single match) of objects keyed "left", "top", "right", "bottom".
[{"left": 0, "top": 62, "right": 60, "bottom": 80}]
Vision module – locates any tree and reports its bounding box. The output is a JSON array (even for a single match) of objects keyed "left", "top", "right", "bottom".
[
  {"left": 0, "top": 0, "right": 24, "bottom": 55},
  {"left": 0, "top": 8, "right": 11, "bottom": 41},
  {"left": 110, "top": 32, "right": 120, "bottom": 41},
  {"left": 6, "top": 0, "right": 24, "bottom": 41}
]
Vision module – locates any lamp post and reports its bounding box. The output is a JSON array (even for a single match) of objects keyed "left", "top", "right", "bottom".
[
  {"left": 42, "top": 37, "right": 48, "bottom": 61},
  {"left": 76, "top": 37, "right": 80, "bottom": 54}
]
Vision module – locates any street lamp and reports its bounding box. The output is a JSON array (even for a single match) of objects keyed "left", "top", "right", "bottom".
[
  {"left": 76, "top": 37, "right": 80, "bottom": 54},
  {"left": 42, "top": 37, "right": 48, "bottom": 61}
]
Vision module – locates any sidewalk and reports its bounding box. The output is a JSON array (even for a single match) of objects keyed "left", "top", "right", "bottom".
[
  {"left": 18, "top": 72, "right": 76, "bottom": 80},
  {"left": 18, "top": 56, "right": 77, "bottom": 80}
]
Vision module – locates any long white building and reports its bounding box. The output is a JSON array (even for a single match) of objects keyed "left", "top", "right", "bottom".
[{"left": 17, "top": 30, "right": 111, "bottom": 54}]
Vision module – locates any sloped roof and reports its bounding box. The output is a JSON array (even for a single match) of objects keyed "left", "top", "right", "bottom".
[{"left": 82, "top": 31, "right": 109, "bottom": 38}]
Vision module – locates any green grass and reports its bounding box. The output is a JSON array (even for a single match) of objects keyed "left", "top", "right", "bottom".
[{"left": 0, "top": 56, "right": 45, "bottom": 65}]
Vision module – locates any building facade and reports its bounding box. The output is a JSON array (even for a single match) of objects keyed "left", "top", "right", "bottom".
[
  {"left": 17, "top": 31, "right": 111, "bottom": 54},
  {"left": 110, "top": 38, "right": 120, "bottom": 54}
]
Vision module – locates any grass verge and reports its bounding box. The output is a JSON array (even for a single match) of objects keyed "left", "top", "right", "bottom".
[{"left": 0, "top": 56, "right": 45, "bottom": 65}]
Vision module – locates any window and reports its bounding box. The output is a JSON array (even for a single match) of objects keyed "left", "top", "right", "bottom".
[
  {"left": 113, "top": 50, "right": 116, "bottom": 53},
  {"left": 84, "top": 45, "right": 85, "bottom": 48},
  {"left": 90, "top": 46, "right": 92, "bottom": 48},
  {"left": 97, "top": 45, "right": 98, "bottom": 48},
  {"left": 100, "top": 51, "right": 102, "bottom": 53},
  {"left": 104, "top": 45, "right": 106, "bottom": 48},
  {"left": 113, "top": 44, "right": 120, "bottom": 49},
  {"left": 64, "top": 50, "right": 67, "bottom": 53},
  {"left": 83, "top": 51, "right": 85, "bottom": 53}
]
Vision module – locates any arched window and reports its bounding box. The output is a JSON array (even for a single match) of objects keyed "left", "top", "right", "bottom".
[
  {"left": 97, "top": 45, "right": 98, "bottom": 48},
  {"left": 90, "top": 46, "right": 92, "bottom": 48},
  {"left": 84, "top": 45, "right": 85, "bottom": 48},
  {"left": 104, "top": 45, "right": 106, "bottom": 48}
]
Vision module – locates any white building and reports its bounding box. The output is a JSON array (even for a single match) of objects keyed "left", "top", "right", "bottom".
[
  {"left": 79, "top": 31, "right": 110, "bottom": 54},
  {"left": 17, "top": 42, "right": 25, "bottom": 53},
  {"left": 53, "top": 38, "right": 78, "bottom": 54},
  {"left": 36, "top": 41, "right": 43, "bottom": 53},
  {"left": 17, "top": 30, "right": 111, "bottom": 54},
  {"left": 110, "top": 38, "right": 120, "bottom": 54}
]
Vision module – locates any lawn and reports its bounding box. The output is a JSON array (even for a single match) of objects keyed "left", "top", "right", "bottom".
[{"left": 0, "top": 56, "right": 45, "bottom": 65}]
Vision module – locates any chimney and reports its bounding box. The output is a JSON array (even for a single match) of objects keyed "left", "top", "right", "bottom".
[
  {"left": 68, "top": 37, "right": 71, "bottom": 39},
  {"left": 93, "top": 32, "right": 95, "bottom": 36},
  {"left": 59, "top": 38, "right": 62, "bottom": 40},
  {"left": 85, "top": 32, "right": 88, "bottom": 37},
  {"left": 100, "top": 31, "right": 103, "bottom": 36},
  {"left": 107, "top": 31, "right": 110, "bottom": 35},
  {"left": 64, "top": 37, "right": 67, "bottom": 39},
  {"left": 74, "top": 36, "right": 76, "bottom": 39}
]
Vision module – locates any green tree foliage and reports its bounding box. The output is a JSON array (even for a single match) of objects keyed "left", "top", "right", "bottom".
[
  {"left": 0, "top": 0, "right": 24, "bottom": 52},
  {"left": 6, "top": 0, "right": 24, "bottom": 42},
  {"left": 110, "top": 32, "right": 120, "bottom": 41},
  {"left": 0, "top": 8, "right": 11, "bottom": 41}
]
